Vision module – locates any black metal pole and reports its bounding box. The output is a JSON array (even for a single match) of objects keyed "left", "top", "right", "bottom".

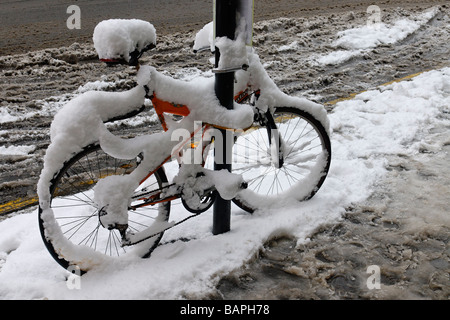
[{"left": 212, "top": 0, "right": 237, "bottom": 235}]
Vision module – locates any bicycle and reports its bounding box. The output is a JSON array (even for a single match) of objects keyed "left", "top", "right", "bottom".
[{"left": 37, "top": 19, "right": 331, "bottom": 272}]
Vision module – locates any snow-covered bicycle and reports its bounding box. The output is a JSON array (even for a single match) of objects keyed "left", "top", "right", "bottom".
[{"left": 37, "top": 19, "right": 331, "bottom": 272}]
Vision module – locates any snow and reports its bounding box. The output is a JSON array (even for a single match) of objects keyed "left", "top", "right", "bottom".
[
  {"left": 193, "top": 21, "right": 214, "bottom": 52},
  {"left": 1, "top": 7, "right": 449, "bottom": 298},
  {"left": 93, "top": 19, "right": 157, "bottom": 63},
  {"left": 314, "top": 6, "right": 440, "bottom": 65},
  {"left": 35, "top": 42, "right": 259, "bottom": 269},
  {"left": 145, "top": 65, "right": 254, "bottom": 130},
  {"left": 0, "top": 145, "right": 35, "bottom": 156},
  {"left": 34, "top": 36, "right": 329, "bottom": 261},
  {"left": 0, "top": 109, "right": 20, "bottom": 124},
  {"left": 1, "top": 63, "right": 449, "bottom": 299},
  {"left": 336, "top": 7, "right": 439, "bottom": 50},
  {"left": 278, "top": 41, "right": 299, "bottom": 52},
  {"left": 215, "top": 21, "right": 249, "bottom": 70},
  {"left": 244, "top": 50, "right": 330, "bottom": 134}
]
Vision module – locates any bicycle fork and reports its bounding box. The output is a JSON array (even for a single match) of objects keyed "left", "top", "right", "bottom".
[{"left": 255, "top": 109, "right": 285, "bottom": 169}]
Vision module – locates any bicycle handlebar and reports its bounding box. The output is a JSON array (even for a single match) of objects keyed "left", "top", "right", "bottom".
[{"left": 100, "top": 43, "right": 156, "bottom": 67}]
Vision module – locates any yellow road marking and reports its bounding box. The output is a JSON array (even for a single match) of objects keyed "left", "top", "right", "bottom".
[
  {"left": 325, "top": 70, "right": 429, "bottom": 106},
  {"left": 0, "top": 197, "right": 39, "bottom": 216},
  {"left": 325, "top": 92, "right": 359, "bottom": 106},
  {"left": 0, "top": 171, "right": 131, "bottom": 216}
]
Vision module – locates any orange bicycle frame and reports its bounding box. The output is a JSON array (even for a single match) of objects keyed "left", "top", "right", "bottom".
[{"left": 131, "top": 89, "right": 257, "bottom": 209}]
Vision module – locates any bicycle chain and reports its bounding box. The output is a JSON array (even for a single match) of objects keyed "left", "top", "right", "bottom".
[{"left": 122, "top": 209, "right": 204, "bottom": 247}]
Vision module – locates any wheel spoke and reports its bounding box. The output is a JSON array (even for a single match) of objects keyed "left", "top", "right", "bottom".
[{"left": 39, "top": 144, "right": 171, "bottom": 271}]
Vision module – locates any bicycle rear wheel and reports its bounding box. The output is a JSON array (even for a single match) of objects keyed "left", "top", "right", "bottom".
[
  {"left": 232, "top": 107, "right": 331, "bottom": 212},
  {"left": 38, "top": 144, "right": 170, "bottom": 272}
]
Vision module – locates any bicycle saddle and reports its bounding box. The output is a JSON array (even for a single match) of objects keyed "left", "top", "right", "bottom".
[{"left": 93, "top": 19, "right": 157, "bottom": 66}]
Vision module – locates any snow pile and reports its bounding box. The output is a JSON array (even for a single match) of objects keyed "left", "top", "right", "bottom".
[
  {"left": 193, "top": 21, "right": 214, "bottom": 52},
  {"left": 278, "top": 41, "right": 299, "bottom": 53},
  {"left": 0, "top": 105, "right": 46, "bottom": 124},
  {"left": 331, "top": 69, "right": 450, "bottom": 157},
  {"left": 93, "top": 19, "right": 157, "bottom": 62},
  {"left": 215, "top": 34, "right": 248, "bottom": 70},
  {"left": 1, "top": 65, "right": 448, "bottom": 299},
  {"left": 143, "top": 65, "right": 254, "bottom": 130},
  {"left": 0, "top": 145, "right": 35, "bottom": 156},
  {"left": 244, "top": 51, "right": 330, "bottom": 134},
  {"left": 336, "top": 8, "right": 438, "bottom": 50},
  {"left": 0, "top": 79, "right": 138, "bottom": 127},
  {"left": 192, "top": 21, "right": 329, "bottom": 134},
  {"left": 193, "top": 20, "right": 251, "bottom": 71},
  {"left": 37, "top": 86, "right": 147, "bottom": 202},
  {"left": 315, "top": 6, "right": 440, "bottom": 65},
  {"left": 0, "top": 109, "right": 20, "bottom": 124}
]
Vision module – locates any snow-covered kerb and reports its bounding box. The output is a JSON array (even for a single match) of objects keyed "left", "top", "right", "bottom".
[{"left": 93, "top": 19, "right": 157, "bottom": 63}]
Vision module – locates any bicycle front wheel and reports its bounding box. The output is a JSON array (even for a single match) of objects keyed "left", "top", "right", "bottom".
[
  {"left": 38, "top": 144, "right": 170, "bottom": 272},
  {"left": 232, "top": 107, "right": 331, "bottom": 212}
]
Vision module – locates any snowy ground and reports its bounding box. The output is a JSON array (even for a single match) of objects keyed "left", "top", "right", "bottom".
[{"left": 0, "top": 4, "right": 449, "bottom": 299}]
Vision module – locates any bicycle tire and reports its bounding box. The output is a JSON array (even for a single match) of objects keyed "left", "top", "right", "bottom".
[
  {"left": 232, "top": 107, "right": 331, "bottom": 212},
  {"left": 38, "top": 144, "right": 170, "bottom": 272}
]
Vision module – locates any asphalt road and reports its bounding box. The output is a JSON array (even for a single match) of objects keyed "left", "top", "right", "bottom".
[{"left": 1, "top": 0, "right": 447, "bottom": 56}]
